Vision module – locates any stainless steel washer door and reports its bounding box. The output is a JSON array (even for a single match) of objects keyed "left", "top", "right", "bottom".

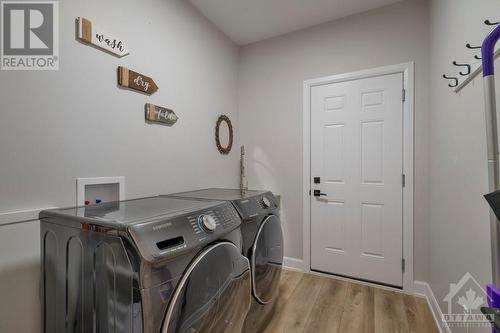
[
  {"left": 251, "top": 215, "right": 284, "bottom": 304},
  {"left": 162, "top": 242, "right": 251, "bottom": 333}
]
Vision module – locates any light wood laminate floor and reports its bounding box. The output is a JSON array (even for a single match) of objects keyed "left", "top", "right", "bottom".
[{"left": 263, "top": 270, "right": 439, "bottom": 333}]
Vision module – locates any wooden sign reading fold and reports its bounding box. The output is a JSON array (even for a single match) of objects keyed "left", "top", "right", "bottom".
[
  {"left": 118, "top": 66, "right": 159, "bottom": 95},
  {"left": 145, "top": 103, "right": 178, "bottom": 126},
  {"left": 77, "top": 17, "right": 129, "bottom": 57}
]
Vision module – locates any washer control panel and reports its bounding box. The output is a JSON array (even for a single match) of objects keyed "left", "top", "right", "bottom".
[
  {"left": 261, "top": 196, "right": 272, "bottom": 209},
  {"left": 233, "top": 192, "right": 279, "bottom": 220},
  {"left": 128, "top": 201, "right": 241, "bottom": 262},
  {"left": 187, "top": 203, "right": 240, "bottom": 237}
]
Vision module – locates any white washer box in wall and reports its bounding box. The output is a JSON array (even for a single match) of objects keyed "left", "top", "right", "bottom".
[{"left": 76, "top": 176, "right": 125, "bottom": 206}]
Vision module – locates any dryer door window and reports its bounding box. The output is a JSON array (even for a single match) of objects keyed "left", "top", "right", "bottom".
[
  {"left": 162, "top": 242, "right": 251, "bottom": 333},
  {"left": 251, "top": 215, "right": 284, "bottom": 304}
]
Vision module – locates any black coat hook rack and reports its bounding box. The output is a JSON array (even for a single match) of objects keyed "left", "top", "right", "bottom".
[
  {"left": 452, "top": 61, "right": 472, "bottom": 75},
  {"left": 485, "top": 19, "right": 500, "bottom": 26},
  {"left": 443, "top": 74, "right": 458, "bottom": 87},
  {"left": 466, "top": 43, "right": 481, "bottom": 49}
]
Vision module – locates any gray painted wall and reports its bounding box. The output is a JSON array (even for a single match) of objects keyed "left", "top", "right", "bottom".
[
  {"left": 0, "top": 0, "right": 239, "bottom": 213},
  {"left": 428, "top": 0, "right": 500, "bottom": 331},
  {"left": 237, "top": 0, "right": 430, "bottom": 280},
  {"left": 0, "top": 0, "right": 239, "bottom": 331}
]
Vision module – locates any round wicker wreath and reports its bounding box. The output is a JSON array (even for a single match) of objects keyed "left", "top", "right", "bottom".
[{"left": 215, "top": 115, "right": 233, "bottom": 155}]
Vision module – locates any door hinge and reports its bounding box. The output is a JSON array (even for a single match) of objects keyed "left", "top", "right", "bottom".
[
  {"left": 309, "top": 189, "right": 311, "bottom": 196},
  {"left": 402, "top": 174, "right": 406, "bottom": 187},
  {"left": 402, "top": 258, "right": 406, "bottom": 272},
  {"left": 402, "top": 89, "right": 406, "bottom": 102}
]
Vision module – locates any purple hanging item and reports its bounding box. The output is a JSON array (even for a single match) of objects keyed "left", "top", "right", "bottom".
[
  {"left": 481, "top": 22, "right": 500, "bottom": 333},
  {"left": 482, "top": 24, "right": 500, "bottom": 76},
  {"left": 486, "top": 284, "right": 500, "bottom": 332}
]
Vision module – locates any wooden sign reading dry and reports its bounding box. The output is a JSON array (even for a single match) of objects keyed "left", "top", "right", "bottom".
[
  {"left": 118, "top": 66, "right": 158, "bottom": 95},
  {"left": 145, "top": 103, "right": 178, "bottom": 126},
  {"left": 77, "top": 17, "right": 129, "bottom": 57}
]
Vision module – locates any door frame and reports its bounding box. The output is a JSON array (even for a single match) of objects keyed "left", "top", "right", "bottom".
[{"left": 302, "top": 62, "right": 414, "bottom": 291}]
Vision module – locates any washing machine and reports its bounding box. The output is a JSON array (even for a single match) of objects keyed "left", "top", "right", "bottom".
[
  {"left": 39, "top": 196, "right": 251, "bottom": 333},
  {"left": 166, "top": 189, "right": 284, "bottom": 333}
]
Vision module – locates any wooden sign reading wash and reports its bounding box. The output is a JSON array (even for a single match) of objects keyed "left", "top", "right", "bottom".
[
  {"left": 118, "top": 67, "right": 159, "bottom": 95},
  {"left": 77, "top": 17, "right": 129, "bottom": 57}
]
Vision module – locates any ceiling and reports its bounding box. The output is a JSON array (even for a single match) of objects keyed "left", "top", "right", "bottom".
[{"left": 188, "top": 0, "right": 402, "bottom": 45}]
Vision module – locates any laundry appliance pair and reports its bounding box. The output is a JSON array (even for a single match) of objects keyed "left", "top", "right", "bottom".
[{"left": 40, "top": 188, "right": 283, "bottom": 333}]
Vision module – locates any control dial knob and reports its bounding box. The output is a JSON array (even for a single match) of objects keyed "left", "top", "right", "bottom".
[
  {"left": 199, "top": 215, "right": 217, "bottom": 232},
  {"left": 262, "top": 197, "right": 271, "bottom": 208}
]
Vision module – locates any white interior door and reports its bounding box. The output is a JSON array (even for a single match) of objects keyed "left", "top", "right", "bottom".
[{"left": 310, "top": 72, "right": 404, "bottom": 287}]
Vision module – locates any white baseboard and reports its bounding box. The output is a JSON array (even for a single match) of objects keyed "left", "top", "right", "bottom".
[
  {"left": 413, "top": 281, "right": 451, "bottom": 333},
  {"left": 283, "top": 256, "right": 304, "bottom": 272}
]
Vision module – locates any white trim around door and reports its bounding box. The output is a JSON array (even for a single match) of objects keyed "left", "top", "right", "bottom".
[{"left": 302, "top": 62, "right": 415, "bottom": 291}]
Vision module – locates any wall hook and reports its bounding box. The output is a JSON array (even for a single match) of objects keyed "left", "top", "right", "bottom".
[
  {"left": 466, "top": 43, "right": 481, "bottom": 50},
  {"left": 452, "top": 61, "right": 471, "bottom": 76},
  {"left": 485, "top": 19, "right": 500, "bottom": 26},
  {"left": 443, "top": 74, "right": 458, "bottom": 88},
  {"left": 474, "top": 54, "right": 482, "bottom": 60}
]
